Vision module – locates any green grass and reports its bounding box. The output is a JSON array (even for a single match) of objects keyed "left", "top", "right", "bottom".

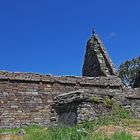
[
  {"left": 111, "top": 131, "right": 133, "bottom": 140},
  {"left": 22, "top": 105, "right": 140, "bottom": 140},
  {"left": 23, "top": 127, "right": 140, "bottom": 140},
  {"left": 0, "top": 105, "right": 140, "bottom": 140},
  {"left": 0, "top": 127, "right": 20, "bottom": 133},
  {"left": 93, "top": 131, "right": 140, "bottom": 140},
  {"left": 0, "top": 121, "right": 140, "bottom": 140}
]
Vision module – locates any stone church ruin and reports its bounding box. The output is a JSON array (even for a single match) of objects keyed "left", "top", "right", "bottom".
[{"left": 0, "top": 31, "right": 140, "bottom": 128}]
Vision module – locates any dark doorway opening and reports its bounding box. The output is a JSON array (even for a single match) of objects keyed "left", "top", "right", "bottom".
[{"left": 56, "top": 103, "right": 77, "bottom": 125}]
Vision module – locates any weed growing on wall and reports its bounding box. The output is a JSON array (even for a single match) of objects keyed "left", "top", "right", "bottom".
[
  {"left": 112, "top": 104, "right": 131, "bottom": 120},
  {"left": 90, "top": 96, "right": 100, "bottom": 104},
  {"left": 104, "top": 96, "right": 113, "bottom": 108}
]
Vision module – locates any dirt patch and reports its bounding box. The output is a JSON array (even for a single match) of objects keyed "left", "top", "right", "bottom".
[
  {"left": 94, "top": 124, "right": 140, "bottom": 138},
  {"left": 0, "top": 134, "right": 24, "bottom": 140},
  {"left": 94, "top": 125, "right": 124, "bottom": 137}
]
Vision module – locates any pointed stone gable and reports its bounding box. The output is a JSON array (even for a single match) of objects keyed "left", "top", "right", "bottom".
[{"left": 82, "top": 31, "right": 117, "bottom": 77}]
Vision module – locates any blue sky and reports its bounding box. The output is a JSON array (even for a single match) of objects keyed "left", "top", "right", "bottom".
[{"left": 0, "top": 0, "right": 140, "bottom": 76}]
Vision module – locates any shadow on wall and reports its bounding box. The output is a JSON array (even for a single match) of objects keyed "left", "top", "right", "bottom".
[{"left": 56, "top": 103, "right": 78, "bottom": 125}]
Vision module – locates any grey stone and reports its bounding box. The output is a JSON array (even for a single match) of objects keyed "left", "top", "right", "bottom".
[{"left": 18, "top": 129, "right": 26, "bottom": 135}]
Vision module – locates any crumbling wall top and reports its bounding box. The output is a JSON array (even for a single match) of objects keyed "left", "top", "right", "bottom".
[{"left": 0, "top": 71, "right": 122, "bottom": 87}]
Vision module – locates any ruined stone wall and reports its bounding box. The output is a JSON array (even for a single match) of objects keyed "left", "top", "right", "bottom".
[
  {"left": 0, "top": 71, "right": 123, "bottom": 128},
  {"left": 51, "top": 89, "right": 129, "bottom": 126},
  {"left": 126, "top": 88, "right": 140, "bottom": 118},
  {"left": 51, "top": 87, "right": 140, "bottom": 126}
]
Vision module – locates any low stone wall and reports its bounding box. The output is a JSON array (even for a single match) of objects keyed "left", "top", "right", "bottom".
[
  {"left": 0, "top": 71, "right": 123, "bottom": 128},
  {"left": 126, "top": 88, "right": 140, "bottom": 118},
  {"left": 51, "top": 89, "right": 130, "bottom": 126},
  {"left": 0, "top": 71, "right": 139, "bottom": 128}
]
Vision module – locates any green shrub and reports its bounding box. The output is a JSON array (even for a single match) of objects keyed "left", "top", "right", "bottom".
[
  {"left": 93, "top": 133, "right": 108, "bottom": 140},
  {"left": 44, "top": 126, "right": 93, "bottom": 140},
  {"left": 111, "top": 131, "right": 133, "bottom": 140},
  {"left": 112, "top": 104, "right": 131, "bottom": 119},
  {"left": 104, "top": 96, "right": 113, "bottom": 108},
  {"left": 91, "top": 96, "right": 100, "bottom": 104},
  {"left": 80, "top": 120, "right": 94, "bottom": 131}
]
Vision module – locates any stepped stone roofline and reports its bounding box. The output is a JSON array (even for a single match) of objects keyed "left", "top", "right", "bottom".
[
  {"left": 82, "top": 30, "right": 117, "bottom": 77},
  {"left": 0, "top": 71, "right": 122, "bottom": 88}
]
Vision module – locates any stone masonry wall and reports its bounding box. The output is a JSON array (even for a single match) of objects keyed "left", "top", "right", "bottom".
[
  {"left": 0, "top": 71, "right": 123, "bottom": 128},
  {"left": 51, "top": 89, "right": 129, "bottom": 126},
  {"left": 126, "top": 88, "right": 140, "bottom": 118}
]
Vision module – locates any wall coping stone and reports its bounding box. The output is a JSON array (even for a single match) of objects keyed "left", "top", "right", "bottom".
[{"left": 0, "top": 71, "right": 123, "bottom": 88}]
